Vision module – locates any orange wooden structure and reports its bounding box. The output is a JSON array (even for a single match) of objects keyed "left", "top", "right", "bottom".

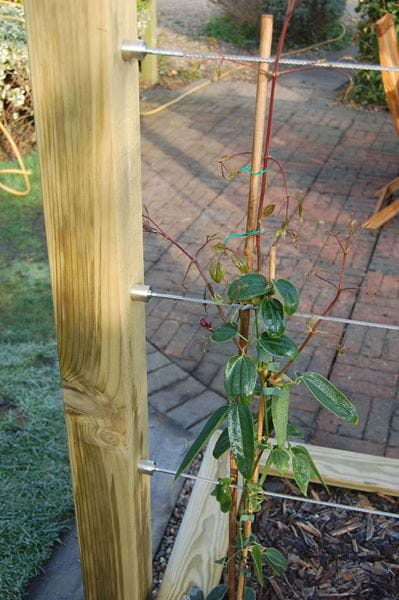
[{"left": 365, "top": 13, "right": 399, "bottom": 229}]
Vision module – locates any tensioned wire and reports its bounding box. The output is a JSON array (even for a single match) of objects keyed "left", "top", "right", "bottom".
[
  {"left": 148, "top": 464, "right": 399, "bottom": 520},
  {"left": 140, "top": 45, "right": 399, "bottom": 73},
  {"left": 146, "top": 290, "right": 399, "bottom": 332}
]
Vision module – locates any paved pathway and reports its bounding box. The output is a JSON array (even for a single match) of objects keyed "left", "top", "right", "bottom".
[{"left": 142, "top": 63, "right": 399, "bottom": 458}]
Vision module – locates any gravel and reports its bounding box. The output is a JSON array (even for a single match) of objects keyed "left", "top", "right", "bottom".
[{"left": 157, "top": 0, "right": 218, "bottom": 35}]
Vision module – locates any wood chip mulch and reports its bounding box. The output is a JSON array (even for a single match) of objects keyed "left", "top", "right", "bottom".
[{"left": 251, "top": 478, "right": 399, "bottom": 600}]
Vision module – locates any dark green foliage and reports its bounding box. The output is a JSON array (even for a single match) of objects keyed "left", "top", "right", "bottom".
[
  {"left": 189, "top": 587, "right": 204, "bottom": 600},
  {"left": 207, "top": 0, "right": 346, "bottom": 46},
  {"left": 262, "top": 0, "right": 346, "bottom": 44},
  {"left": 184, "top": 586, "right": 228, "bottom": 600},
  {"left": 227, "top": 273, "right": 273, "bottom": 303},
  {"left": 300, "top": 372, "right": 359, "bottom": 423},
  {"left": 211, "top": 321, "right": 238, "bottom": 343},
  {"left": 274, "top": 279, "right": 299, "bottom": 316},
  {"left": 211, "top": 477, "right": 233, "bottom": 512},
  {"left": 175, "top": 406, "right": 229, "bottom": 479},
  {"left": 203, "top": 15, "right": 259, "bottom": 49},
  {"left": 228, "top": 403, "right": 255, "bottom": 480},
  {"left": 260, "top": 298, "right": 285, "bottom": 338},
  {"left": 263, "top": 548, "right": 288, "bottom": 575},
  {"left": 213, "top": 427, "right": 230, "bottom": 458},
  {"left": 349, "top": 1, "right": 399, "bottom": 106},
  {"left": 224, "top": 355, "right": 258, "bottom": 401},
  {"left": 259, "top": 332, "right": 298, "bottom": 358}
]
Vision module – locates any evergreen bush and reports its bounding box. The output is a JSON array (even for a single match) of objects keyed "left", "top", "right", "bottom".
[
  {"left": 349, "top": 1, "right": 399, "bottom": 107},
  {"left": 209, "top": 0, "right": 346, "bottom": 45}
]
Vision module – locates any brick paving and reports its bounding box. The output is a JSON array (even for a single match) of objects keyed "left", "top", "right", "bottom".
[{"left": 142, "top": 69, "right": 399, "bottom": 458}]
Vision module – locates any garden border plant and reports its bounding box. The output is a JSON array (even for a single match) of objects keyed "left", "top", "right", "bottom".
[
  {"left": 144, "top": 2, "right": 361, "bottom": 599},
  {"left": 348, "top": 0, "right": 399, "bottom": 107}
]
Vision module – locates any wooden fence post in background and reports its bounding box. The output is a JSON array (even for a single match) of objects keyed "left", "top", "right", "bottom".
[
  {"left": 142, "top": 0, "right": 159, "bottom": 85},
  {"left": 24, "top": 1, "right": 151, "bottom": 598}
]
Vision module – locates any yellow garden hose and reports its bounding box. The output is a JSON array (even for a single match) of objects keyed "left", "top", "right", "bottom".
[{"left": 0, "top": 122, "right": 31, "bottom": 196}]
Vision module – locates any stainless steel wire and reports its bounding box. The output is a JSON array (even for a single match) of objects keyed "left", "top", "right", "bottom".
[
  {"left": 150, "top": 464, "right": 399, "bottom": 520},
  {"left": 141, "top": 45, "right": 399, "bottom": 73},
  {"left": 147, "top": 290, "right": 399, "bottom": 332}
]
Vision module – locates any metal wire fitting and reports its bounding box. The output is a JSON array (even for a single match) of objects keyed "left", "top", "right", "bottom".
[
  {"left": 121, "top": 40, "right": 399, "bottom": 72},
  {"left": 130, "top": 284, "right": 399, "bottom": 332},
  {"left": 138, "top": 458, "right": 399, "bottom": 520}
]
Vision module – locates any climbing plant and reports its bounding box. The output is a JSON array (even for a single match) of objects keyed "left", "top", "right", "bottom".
[{"left": 145, "top": 2, "right": 360, "bottom": 598}]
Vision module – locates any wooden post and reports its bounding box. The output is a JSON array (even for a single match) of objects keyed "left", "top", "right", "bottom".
[
  {"left": 141, "top": 0, "right": 159, "bottom": 85},
  {"left": 24, "top": 2, "right": 151, "bottom": 599}
]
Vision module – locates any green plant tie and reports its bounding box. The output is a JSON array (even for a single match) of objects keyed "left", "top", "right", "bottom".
[
  {"left": 240, "top": 166, "right": 269, "bottom": 176},
  {"left": 224, "top": 229, "right": 262, "bottom": 244}
]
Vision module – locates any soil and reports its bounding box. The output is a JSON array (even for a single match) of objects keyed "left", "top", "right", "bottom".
[{"left": 251, "top": 479, "right": 399, "bottom": 600}]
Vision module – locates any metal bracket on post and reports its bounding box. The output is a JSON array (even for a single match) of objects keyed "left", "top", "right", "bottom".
[
  {"left": 130, "top": 284, "right": 152, "bottom": 302},
  {"left": 138, "top": 459, "right": 156, "bottom": 476},
  {"left": 121, "top": 39, "right": 148, "bottom": 62}
]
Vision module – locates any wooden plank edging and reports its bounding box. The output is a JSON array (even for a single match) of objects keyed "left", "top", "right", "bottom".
[
  {"left": 157, "top": 438, "right": 399, "bottom": 599},
  {"left": 157, "top": 432, "right": 234, "bottom": 599},
  {"left": 260, "top": 441, "right": 399, "bottom": 497}
]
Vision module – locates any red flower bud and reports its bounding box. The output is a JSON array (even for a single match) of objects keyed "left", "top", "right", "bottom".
[{"left": 199, "top": 317, "right": 212, "bottom": 330}]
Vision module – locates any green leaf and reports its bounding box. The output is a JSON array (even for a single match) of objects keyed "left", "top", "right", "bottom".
[
  {"left": 189, "top": 587, "right": 204, "bottom": 600},
  {"left": 213, "top": 428, "right": 230, "bottom": 459},
  {"left": 270, "top": 447, "right": 290, "bottom": 475},
  {"left": 274, "top": 279, "right": 299, "bottom": 315},
  {"left": 243, "top": 589, "right": 256, "bottom": 600},
  {"left": 227, "top": 403, "right": 254, "bottom": 480},
  {"left": 260, "top": 298, "right": 285, "bottom": 338},
  {"left": 206, "top": 585, "right": 228, "bottom": 600},
  {"left": 224, "top": 355, "right": 257, "bottom": 401},
  {"left": 227, "top": 273, "right": 273, "bottom": 303},
  {"left": 259, "top": 333, "right": 298, "bottom": 358},
  {"left": 257, "top": 343, "right": 273, "bottom": 364},
  {"left": 175, "top": 406, "right": 228, "bottom": 479},
  {"left": 292, "top": 446, "right": 328, "bottom": 492},
  {"left": 300, "top": 372, "right": 359, "bottom": 424},
  {"left": 292, "top": 450, "right": 312, "bottom": 496},
  {"left": 211, "top": 478, "right": 232, "bottom": 513},
  {"left": 264, "top": 548, "right": 288, "bottom": 576},
  {"left": 251, "top": 545, "right": 264, "bottom": 586},
  {"left": 271, "top": 388, "right": 290, "bottom": 448},
  {"left": 211, "top": 321, "right": 238, "bottom": 343}
]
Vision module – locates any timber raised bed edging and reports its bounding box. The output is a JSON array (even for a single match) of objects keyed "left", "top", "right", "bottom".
[{"left": 158, "top": 433, "right": 399, "bottom": 599}]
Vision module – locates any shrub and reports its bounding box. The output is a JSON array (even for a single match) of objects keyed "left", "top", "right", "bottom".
[
  {"left": 0, "top": 3, "right": 35, "bottom": 158},
  {"left": 203, "top": 15, "right": 259, "bottom": 48},
  {"left": 208, "top": 0, "right": 347, "bottom": 45},
  {"left": 348, "top": 1, "right": 399, "bottom": 107}
]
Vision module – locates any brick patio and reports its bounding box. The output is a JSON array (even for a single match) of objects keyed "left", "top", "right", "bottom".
[{"left": 141, "top": 69, "right": 399, "bottom": 458}]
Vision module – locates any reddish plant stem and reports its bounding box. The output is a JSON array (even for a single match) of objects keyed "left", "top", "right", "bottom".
[
  {"left": 273, "top": 249, "right": 350, "bottom": 382},
  {"left": 143, "top": 215, "right": 241, "bottom": 350}
]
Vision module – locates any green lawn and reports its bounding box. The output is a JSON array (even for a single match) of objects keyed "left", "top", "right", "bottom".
[{"left": 0, "top": 153, "right": 73, "bottom": 599}]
